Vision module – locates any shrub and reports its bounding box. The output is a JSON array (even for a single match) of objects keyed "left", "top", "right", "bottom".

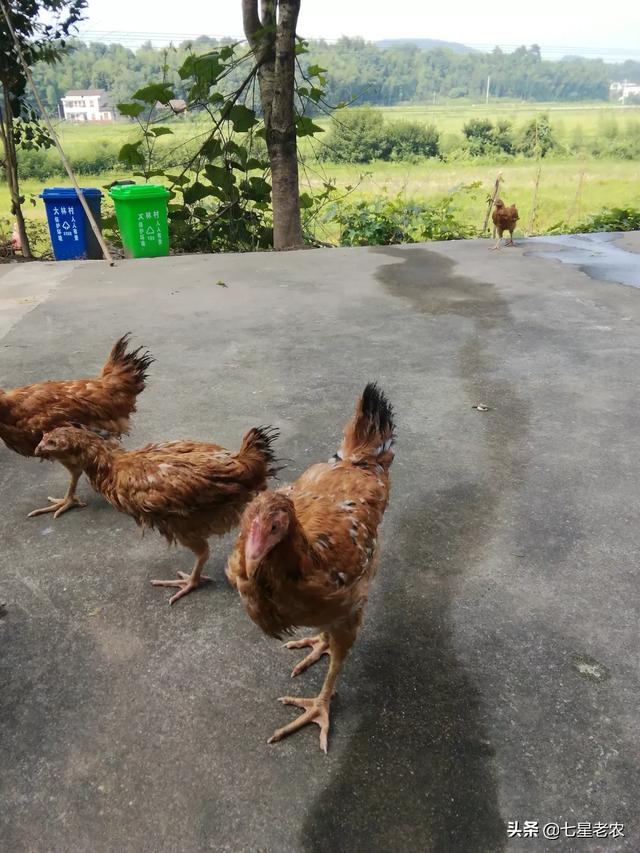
[
  {"left": 518, "top": 114, "right": 556, "bottom": 157},
  {"left": 320, "top": 109, "right": 439, "bottom": 162},
  {"left": 463, "top": 118, "right": 514, "bottom": 156},
  {"left": 574, "top": 207, "right": 640, "bottom": 232},
  {"left": 385, "top": 120, "right": 440, "bottom": 160},
  {"left": 319, "top": 108, "right": 387, "bottom": 163},
  {"left": 325, "top": 187, "right": 477, "bottom": 246}
]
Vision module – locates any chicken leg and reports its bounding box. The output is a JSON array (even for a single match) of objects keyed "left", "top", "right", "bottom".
[
  {"left": 269, "top": 628, "right": 355, "bottom": 753},
  {"left": 28, "top": 466, "right": 87, "bottom": 519},
  {"left": 285, "top": 632, "right": 330, "bottom": 677},
  {"left": 151, "top": 541, "right": 211, "bottom": 605},
  {"left": 490, "top": 231, "right": 503, "bottom": 250}
]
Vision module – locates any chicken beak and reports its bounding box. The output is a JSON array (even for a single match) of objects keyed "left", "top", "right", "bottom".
[{"left": 245, "top": 521, "right": 268, "bottom": 578}]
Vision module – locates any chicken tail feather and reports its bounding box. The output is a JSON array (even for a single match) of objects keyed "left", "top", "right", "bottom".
[
  {"left": 239, "top": 425, "right": 282, "bottom": 478},
  {"left": 339, "top": 382, "right": 396, "bottom": 469},
  {"left": 102, "top": 333, "right": 155, "bottom": 394}
]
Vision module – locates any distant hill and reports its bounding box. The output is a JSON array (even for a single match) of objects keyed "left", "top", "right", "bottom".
[{"left": 376, "top": 38, "right": 475, "bottom": 55}]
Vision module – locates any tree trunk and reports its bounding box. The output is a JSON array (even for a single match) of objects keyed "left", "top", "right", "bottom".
[
  {"left": 0, "top": 83, "right": 32, "bottom": 258},
  {"left": 243, "top": 0, "right": 304, "bottom": 250}
]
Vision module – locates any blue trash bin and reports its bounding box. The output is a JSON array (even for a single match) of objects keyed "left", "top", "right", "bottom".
[{"left": 40, "top": 187, "right": 104, "bottom": 260}]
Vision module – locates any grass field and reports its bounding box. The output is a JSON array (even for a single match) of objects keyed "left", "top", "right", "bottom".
[{"left": 3, "top": 101, "right": 640, "bottom": 248}]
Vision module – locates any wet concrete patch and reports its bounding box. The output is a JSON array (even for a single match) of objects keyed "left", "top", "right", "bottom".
[{"left": 525, "top": 232, "right": 640, "bottom": 289}]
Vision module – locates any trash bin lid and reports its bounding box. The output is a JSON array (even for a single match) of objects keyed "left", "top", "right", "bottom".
[
  {"left": 40, "top": 187, "right": 103, "bottom": 199},
  {"left": 109, "top": 184, "right": 170, "bottom": 200}
]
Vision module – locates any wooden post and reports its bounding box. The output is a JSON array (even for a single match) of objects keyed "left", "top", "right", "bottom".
[
  {"left": 566, "top": 170, "right": 585, "bottom": 224},
  {"left": 527, "top": 165, "right": 542, "bottom": 236},
  {"left": 483, "top": 171, "right": 502, "bottom": 234},
  {"left": 0, "top": 0, "right": 114, "bottom": 265}
]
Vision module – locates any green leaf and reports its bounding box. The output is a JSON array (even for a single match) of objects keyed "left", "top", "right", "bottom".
[
  {"left": 299, "top": 192, "right": 315, "bottom": 209},
  {"left": 116, "top": 102, "right": 145, "bottom": 118},
  {"left": 295, "top": 116, "right": 325, "bottom": 137},
  {"left": 307, "top": 64, "right": 328, "bottom": 77},
  {"left": 150, "top": 126, "right": 174, "bottom": 137},
  {"left": 200, "top": 137, "right": 223, "bottom": 160},
  {"left": 118, "top": 141, "right": 145, "bottom": 166},
  {"left": 246, "top": 157, "right": 268, "bottom": 171},
  {"left": 297, "top": 86, "right": 309, "bottom": 97},
  {"left": 204, "top": 164, "right": 236, "bottom": 192},
  {"left": 227, "top": 104, "right": 258, "bottom": 133},
  {"left": 183, "top": 182, "right": 215, "bottom": 204},
  {"left": 166, "top": 174, "right": 190, "bottom": 186},
  {"left": 308, "top": 87, "right": 323, "bottom": 103},
  {"left": 240, "top": 176, "right": 271, "bottom": 202},
  {"left": 132, "top": 84, "right": 176, "bottom": 105}
]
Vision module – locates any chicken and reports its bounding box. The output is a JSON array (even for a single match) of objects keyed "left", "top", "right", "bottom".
[
  {"left": 34, "top": 424, "right": 280, "bottom": 604},
  {"left": 491, "top": 198, "right": 519, "bottom": 249},
  {"left": 227, "top": 383, "right": 395, "bottom": 752},
  {"left": 0, "top": 335, "right": 153, "bottom": 518}
]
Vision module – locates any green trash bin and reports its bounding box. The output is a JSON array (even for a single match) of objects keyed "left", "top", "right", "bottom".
[{"left": 109, "top": 184, "right": 170, "bottom": 258}]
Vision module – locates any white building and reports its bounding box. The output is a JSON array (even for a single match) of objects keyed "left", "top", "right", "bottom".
[
  {"left": 61, "top": 89, "right": 115, "bottom": 122},
  {"left": 610, "top": 80, "right": 640, "bottom": 102}
]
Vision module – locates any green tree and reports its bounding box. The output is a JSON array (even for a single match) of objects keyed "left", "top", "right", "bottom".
[{"left": 0, "top": 0, "right": 86, "bottom": 257}]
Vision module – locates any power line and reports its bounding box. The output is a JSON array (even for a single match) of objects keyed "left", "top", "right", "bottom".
[{"left": 75, "top": 29, "right": 640, "bottom": 62}]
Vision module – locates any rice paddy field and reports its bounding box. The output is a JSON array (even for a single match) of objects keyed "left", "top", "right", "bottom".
[{"left": 3, "top": 101, "right": 640, "bottom": 247}]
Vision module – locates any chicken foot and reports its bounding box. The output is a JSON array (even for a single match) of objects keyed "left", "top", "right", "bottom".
[
  {"left": 151, "top": 542, "right": 211, "bottom": 605},
  {"left": 269, "top": 629, "right": 354, "bottom": 753},
  {"left": 285, "top": 633, "right": 330, "bottom": 677},
  {"left": 28, "top": 467, "right": 86, "bottom": 519}
]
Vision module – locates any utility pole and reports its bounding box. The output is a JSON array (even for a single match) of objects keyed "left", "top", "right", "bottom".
[{"left": 485, "top": 75, "right": 491, "bottom": 104}]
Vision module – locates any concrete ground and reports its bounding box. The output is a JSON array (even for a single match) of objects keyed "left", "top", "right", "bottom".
[{"left": 1, "top": 234, "right": 639, "bottom": 853}]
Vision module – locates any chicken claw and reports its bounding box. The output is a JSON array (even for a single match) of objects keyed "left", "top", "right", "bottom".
[
  {"left": 268, "top": 696, "right": 331, "bottom": 753},
  {"left": 285, "top": 634, "right": 330, "bottom": 677},
  {"left": 151, "top": 571, "right": 212, "bottom": 605},
  {"left": 28, "top": 495, "right": 87, "bottom": 519}
]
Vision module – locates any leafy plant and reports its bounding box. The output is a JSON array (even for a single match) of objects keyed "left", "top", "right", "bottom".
[
  {"left": 571, "top": 206, "right": 640, "bottom": 233},
  {"left": 325, "top": 185, "right": 478, "bottom": 246},
  {"left": 116, "top": 38, "right": 327, "bottom": 252},
  {"left": 518, "top": 114, "right": 556, "bottom": 157},
  {"left": 463, "top": 118, "right": 514, "bottom": 157}
]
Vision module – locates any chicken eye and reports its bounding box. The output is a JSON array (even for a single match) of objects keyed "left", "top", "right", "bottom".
[{"left": 270, "top": 523, "right": 278, "bottom": 534}]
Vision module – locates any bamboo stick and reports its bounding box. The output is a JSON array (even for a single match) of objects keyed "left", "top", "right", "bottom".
[
  {"left": 483, "top": 171, "right": 502, "bottom": 235},
  {"left": 527, "top": 165, "right": 542, "bottom": 236}
]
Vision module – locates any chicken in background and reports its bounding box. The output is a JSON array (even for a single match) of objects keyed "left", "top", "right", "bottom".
[
  {"left": 0, "top": 334, "right": 153, "bottom": 518},
  {"left": 227, "top": 383, "right": 395, "bottom": 752},
  {"left": 491, "top": 198, "right": 519, "bottom": 249},
  {"left": 491, "top": 197, "right": 519, "bottom": 249},
  {"left": 35, "top": 424, "right": 280, "bottom": 604}
]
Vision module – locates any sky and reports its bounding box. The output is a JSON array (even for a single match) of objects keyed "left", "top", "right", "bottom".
[{"left": 77, "top": 0, "right": 640, "bottom": 62}]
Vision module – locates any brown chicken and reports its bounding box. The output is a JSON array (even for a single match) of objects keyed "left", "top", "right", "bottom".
[
  {"left": 491, "top": 198, "right": 519, "bottom": 249},
  {"left": 0, "top": 335, "right": 153, "bottom": 518},
  {"left": 34, "top": 424, "right": 280, "bottom": 604},
  {"left": 227, "top": 383, "right": 395, "bottom": 752}
]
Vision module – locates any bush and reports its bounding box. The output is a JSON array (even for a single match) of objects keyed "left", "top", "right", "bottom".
[
  {"left": 518, "top": 114, "right": 556, "bottom": 157},
  {"left": 385, "top": 120, "right": 440, "bottom": 160},
  {"left": 16, "top": 140, "right": 123, "bottom": 180},
  {"left": 320, "top": 108, "right": 387, "bottom": 163},
  {"left": 320, "top": 108, "right": 439, "bottom": 162},
  {"left": 573, "top": 207, "right": 640, "bottom": 232},
  {"left": 325, "top": 187, "right": 477, "bottom": 246},
  {"left": 462, "top": 118, "right": 514, "bottom": 156},
  {"left": 590, "top": 136, "right": 640, "bottom": 160}
]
